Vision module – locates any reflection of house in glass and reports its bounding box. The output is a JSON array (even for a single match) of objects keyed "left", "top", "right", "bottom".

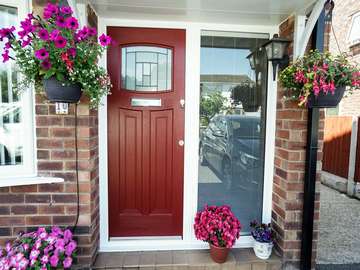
[
  {"left": 200, "top": 74, "right": 254, "bottom": 95},
  {"left": 200, "top": 74, "right": 259, "bottom": 113}
]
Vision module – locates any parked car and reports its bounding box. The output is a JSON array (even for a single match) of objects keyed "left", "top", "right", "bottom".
[{"left": 199, "top": 115, "right": 262, "bottom": 189}]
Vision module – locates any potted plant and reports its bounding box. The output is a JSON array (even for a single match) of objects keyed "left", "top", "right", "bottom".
[
  {"left": 279, "top": 50, "right": 360, "bottom": 108},
  {"left": 0, "top": 227, "right": 77, "bottom": 269},
  {"left": 250, "top": 220, "right": 274, "bottom": 260},
  {"left": 194, "top": 205, "right": 241, "bottom": 263},
  {"left": 0, "top": 3, "right": 112, "bottom": 108}
]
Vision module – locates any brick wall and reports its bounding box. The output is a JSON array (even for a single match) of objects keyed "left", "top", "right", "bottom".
[
  {"left": 272, "top": 16, "right": 324, "bottom": 270},
  {"left": 0, "top": 2, "right": 100, "bottom": 267},
  {"left": 329, "top": 0, "right": 360, "bottom": 116},
  {"left": 0, "top": 96, "right": 100, "bottom": 267}
]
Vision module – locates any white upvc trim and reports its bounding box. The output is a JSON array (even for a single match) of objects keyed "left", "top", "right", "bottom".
[
  {"left": 297, "top": 0, "right": 327, "bottom": 57},
  {"left": 98, "top": 16, "right": 278, "bottom": 252},
  {"left": 0, "top": 0, "right": 37, "bottom": 180},
  {"left": 0, "top": 177, "right": 64, "bottom": 188}
]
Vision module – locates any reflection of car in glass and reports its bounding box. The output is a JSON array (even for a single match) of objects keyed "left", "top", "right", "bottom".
[
  {"left": 0, "top": 102, "right": 22, "bottom": 165},
  {"left": 199, "top": 115, "right": 262, "bottom": 189}
]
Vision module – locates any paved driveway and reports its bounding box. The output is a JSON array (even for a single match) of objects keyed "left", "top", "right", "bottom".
[{"left": 317, "top": 184, "right": 360, "bottom": 269}]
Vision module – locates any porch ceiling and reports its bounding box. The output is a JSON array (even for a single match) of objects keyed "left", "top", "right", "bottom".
[{"left": 89, "top": 0, "right": 316, "bottom": 25}]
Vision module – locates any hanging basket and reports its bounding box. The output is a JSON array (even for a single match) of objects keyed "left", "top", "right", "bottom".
[
  {"left": 43, "top": 76, "right": 82, "bottom": 103},
  {"left": 307, "top": 86, "right": 345, "bottom": 108},
  {"left": 242, "top": 103, "right": 260, "bottom": 112}
]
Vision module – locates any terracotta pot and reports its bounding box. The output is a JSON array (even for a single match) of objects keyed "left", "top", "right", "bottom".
[
  {"left": 43, "top": 76, "right": 82, "bottom": 104},
  {"left": 209, "top": 244, "right": 230, "bottom": 263}
]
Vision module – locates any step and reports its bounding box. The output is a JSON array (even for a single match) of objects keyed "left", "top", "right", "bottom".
[{"left": 92, "top": 248, "right": 281, "bottom": 269}]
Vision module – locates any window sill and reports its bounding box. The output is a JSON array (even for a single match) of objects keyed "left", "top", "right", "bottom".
[{"left": 0, "top": 176, "right": 64, "bottom": 187}]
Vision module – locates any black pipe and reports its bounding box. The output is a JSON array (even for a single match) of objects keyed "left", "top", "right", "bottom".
[{"left": 300, "top": 9, "right": 326, "bottom": 270}]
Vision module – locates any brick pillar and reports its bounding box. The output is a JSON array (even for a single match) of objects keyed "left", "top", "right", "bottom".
[
  {"left": 0, "top": 96, "right": 100, "bottom": 268},
  {"left": 272, "top": 16, "right": 325, "bottom": 270}
]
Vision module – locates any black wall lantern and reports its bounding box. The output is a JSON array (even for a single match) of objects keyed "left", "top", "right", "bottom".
[{"left": 262, "top": 34, "right": 290, "bottom": 80}]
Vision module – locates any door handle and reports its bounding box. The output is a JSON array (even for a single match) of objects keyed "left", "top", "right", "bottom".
[
  {"left": 178, "top": 140, "right": 184, "bottom": 146},
  {"left": 179, "top": 99, "right": 185, "bottom": 108}
]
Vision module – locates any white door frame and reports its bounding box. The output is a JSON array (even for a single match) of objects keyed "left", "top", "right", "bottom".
[{"left": 98, "top": 17, "right": 279, "bottom": 252}]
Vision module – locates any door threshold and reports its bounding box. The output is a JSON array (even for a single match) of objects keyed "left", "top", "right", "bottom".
[{"left": 110, "top": 236, "right": 182, "bottom": 241}]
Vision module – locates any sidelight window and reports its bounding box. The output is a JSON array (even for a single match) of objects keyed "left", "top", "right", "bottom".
[{"left": 198, "top": 31, "right": 269, "bottom": 234}]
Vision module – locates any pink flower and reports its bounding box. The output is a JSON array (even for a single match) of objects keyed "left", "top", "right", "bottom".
[
  {"left": 54, "top": 35, "right": 67, "bottom": 48},
  {"left": 65, "top": 240, "right": 77, "bottom": 256},
  {"left": 67, "top": 48, "right": 76, "bottom": 58},
  {"left": 51, "top": 226, "right": 62, "bottom": 236},
  {"left": 2, "top": 50, "right": 10, "bottom": 63},
  {"left": 38, "top": 28, "right": 49, "bottom": 41},
  {"left": 65, "top": 17, "right": 79, "bottom": 30},
  {"left": 40, "top": 255, "right": 49, "bottom": 264},
  {"left": 34, "top": 48, "right": 49, "bottom": 60},
  {"left": 88, "top": 27, "right": 97, "bottom": 36},
  {"left": 63, "top": 257, "right": 72, "bottom": 268},
  {"left": 56, "top": 16, "right": 67, "bottom": 28},
  {"left": 49, "top": 255, "right": 59, "bottom": 268},
  {"left": 0, "top": 26, "right": 15, "bottom": 41},
  {"left": 49, "top": 29, "right": 60, "bottom": 41},
  {"left": 99, "top": 33, "right": 112, "bottom": 46},
  {"left": 41, "top": 60, "right": 51, "bottom": 70},
  {"left": 43, "top": 3, "right": 58, "bottom": 19},
  {"left": 18, "top": 258, "right": 28, "bottom": 270},
  {"left": 29, "top": 249, "right": 40, "bottom": 260},
  {"left": 77, "top": 26, "right": 89, "bottom": 40},
  {"left": 60, "top": 6, "right": 73, "bottom": 15},
  {"left": 63, "top": 229, "right": 73, "bottom": 241}
]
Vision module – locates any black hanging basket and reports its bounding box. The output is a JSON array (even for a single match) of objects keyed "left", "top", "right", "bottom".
[
  {"left": 307, "top": 86, "right": 345, "bottom": 108},
  {"left": 242, "top": 103, "right": 260, "bottom": 112},
  {"left": 43, "top": 76, "right": 82, "bottom": 103}
]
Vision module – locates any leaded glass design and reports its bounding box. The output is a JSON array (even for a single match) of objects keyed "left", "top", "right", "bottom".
[{"left": 121, "top": 46, "right": 172, "bottom": 91}]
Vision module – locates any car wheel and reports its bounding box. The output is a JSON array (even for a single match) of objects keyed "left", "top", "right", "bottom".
[
  {"left": 199, "top": 144, "right": 208, "bottom": 166},
  {"left": 222, "top": 158, "right": 232, "bottom": 189}
]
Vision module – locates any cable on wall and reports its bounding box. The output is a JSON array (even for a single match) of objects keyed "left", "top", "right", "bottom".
[{"left": 72, "top": 103, "right": 80, "bottom": 232}]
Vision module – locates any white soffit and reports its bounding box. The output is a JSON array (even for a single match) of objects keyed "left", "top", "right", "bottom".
[{"left": 89, "top": 0, "right": 317, "bottom": 25}]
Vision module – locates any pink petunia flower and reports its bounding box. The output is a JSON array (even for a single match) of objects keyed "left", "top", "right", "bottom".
[
  {"left": 63, "top": 257, "right": 72, "bottom": 268},
  {"left": 67, "top": 48, "right": 76, "bottom": 58},
  {"left": 40, "top": 255, "right": 49, "bottom": 264},
  {"left": 49, "top": 255, "right": 59, "bottom": 268},
  {"left": 63, "top": 229, "right": 73, "bottom": 241},
  {"left": 88, "top": 27, "right": 97, "bottom": 36},
  {"left": 54, "top": 35, "right": 67, "bottom": 48},
  {"left": 65, "top": 17, "right": 79, "bottom": 30},
  {"left": 43, "top": 3, "right": 59, "bottom": 19},
  {"left": 99, "top": 33, "right": 112, "bottom": 46},
  {"left": 2, "top": 50, "right": 10, "bottom": 63},
  {"left": 65, "top": 240, "right": 77, "bottom": 256},
  {"left": 49, "top": 29, "right": 60, "bottom": 41},
  {"left": 38, "top": 28, "right": 49, "bottom": 41},
  {"left": 41, "top": 60, "right": 52, "bottom": 70},
  {"left": 60, "top": 6, "right": 73, "bottom": 15},
  {"left": 34, "top": 48, "right": 49, "bottom": 60},
  {"left": 56, "top": 16, "right": 67, "bottom": 28}
]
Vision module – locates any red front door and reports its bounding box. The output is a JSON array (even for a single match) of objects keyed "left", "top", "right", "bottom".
[{"left": 107, "top": 27, "right": 185, "bottom": 237}]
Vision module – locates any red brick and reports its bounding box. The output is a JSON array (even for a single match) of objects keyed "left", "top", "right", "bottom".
[
  {"left": 11, "top": 205, "right": 37, "bottom": 215},
  {"left": 38, "top": 161, "right": 63, "bottom": 171},
  {"left": 50, "top": 128, "right": 75, "bottom": 138},
  {"left": 26, "top": 216, "right": 51, "bottom": 225},
  {"left": 51, "top": 150, "right": 75, "bottom": 160},
  {"left": 0, "top": 194, "right": 24, "bottom": 204}
]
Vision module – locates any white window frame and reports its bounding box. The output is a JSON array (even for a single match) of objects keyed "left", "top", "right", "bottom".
[
  {"left": 0, "top": 0, "right": 36, "bottom": 179},
  {"left": 347, "top": 11, "right": 360, "bottom": 46},
  {"left": 98, "top": 17, "right": 278, "bottom": 252}
]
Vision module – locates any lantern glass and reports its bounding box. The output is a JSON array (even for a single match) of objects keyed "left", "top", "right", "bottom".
[
  {"left": 265, "top": 40, "right": 288, "bottom": 60},
  {"left": 247, "top": 52, "right": 256, "bottom": 70}
]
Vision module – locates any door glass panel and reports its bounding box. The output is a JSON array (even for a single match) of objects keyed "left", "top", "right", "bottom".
[
  {"left": 198, "top": 31, "right": 269, "bottom": 234},
  {"left": 121, "top": 46, "right": 172, "bottom": 91}
]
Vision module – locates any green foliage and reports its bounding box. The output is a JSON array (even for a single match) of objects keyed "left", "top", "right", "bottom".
[
  {"left": 279, "top": 50, "right": 360, "bottom": 107},
  {"left": 200, "top": 92, "right": 227, "bottom": 126}
]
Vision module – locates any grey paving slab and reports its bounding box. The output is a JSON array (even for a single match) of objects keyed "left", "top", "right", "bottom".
[{"left": 317, "top": 184, "right": 360, "bottom": 265}]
